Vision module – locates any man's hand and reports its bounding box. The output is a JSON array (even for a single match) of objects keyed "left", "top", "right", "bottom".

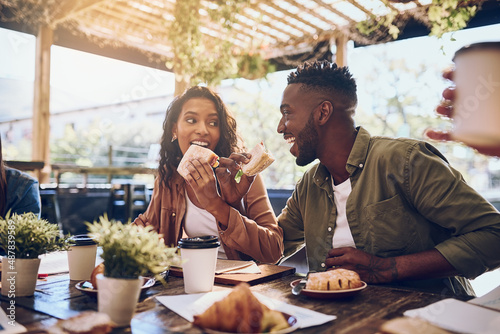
[
  {"left": 216, "top": 153, "right": 256, "bottom": 206},
  {"left": 325, "top": 247, "right": 397, "bottom": 284}
]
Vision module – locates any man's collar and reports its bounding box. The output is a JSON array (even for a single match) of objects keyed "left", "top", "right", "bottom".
[
  {"left": 346, "top": 126, "right": 371, "bottom": 175},
  {"left": 312, "top": 126, "right": 371, "bottom": 185}
]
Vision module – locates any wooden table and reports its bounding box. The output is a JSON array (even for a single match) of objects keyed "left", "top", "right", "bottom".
[
  {"left": 4, "top": 160, "right": 45, "bottom": 172},
  {"left": 1, "top": 270, "right": 464, "bottom": 334}
]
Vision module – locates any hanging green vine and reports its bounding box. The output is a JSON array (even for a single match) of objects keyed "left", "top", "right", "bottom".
[
  {"left": 356, "top": 0, "right": 482, "bottom": 41},
  {"left": 166, "top": 0, "right": 274, "bottom": 88},
  {"left": 427, "top": 0, "right": 480, "bottom": 38},
  {"left": 356, "top": 6, "right": 401, "bottom": 40}
]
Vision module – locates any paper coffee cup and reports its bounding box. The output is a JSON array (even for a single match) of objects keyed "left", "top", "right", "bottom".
[
  {"left": 67, "top": 234, "right": 98, "bottom": 281},
  {"left": 451, "top": 41, "right": 500, "bottom": 147},
  {"left": 178, "top": 235, "right": 220, "bottom": 294}
]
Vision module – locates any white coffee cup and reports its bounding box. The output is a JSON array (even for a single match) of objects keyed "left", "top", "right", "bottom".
[
  {"left": 451, "top": 41, "right": 500, "bottom": 147},
  {"left": 67, "top": 234, "right": 98, "bottom": 281},
  {"left": 178, "top": 235, "right": 220, "bottom": 294}
]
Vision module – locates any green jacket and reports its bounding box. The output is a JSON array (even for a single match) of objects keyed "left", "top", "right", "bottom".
[{"left": 278, "top": 127, "right": 500, "bottom": 296}]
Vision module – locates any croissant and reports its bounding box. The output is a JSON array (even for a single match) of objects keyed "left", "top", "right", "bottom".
[
  {"left": 193, "top": 283, "right": 289, "bottom": 333},
  {"left": 90, "top": 263, "right": 105, "bottom": 289},
  {"left": 305, "top": 269, "right": 363, "bottom": 291}
]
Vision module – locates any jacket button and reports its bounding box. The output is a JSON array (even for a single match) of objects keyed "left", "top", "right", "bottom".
[
  {"left": 328, "top": 227, "right": 332, "bottom": 232},
  {"left": 321, "top": 263, "right": 326, "bottom": 268},
  {"left": 172, "top": 213, "right": 176, "bottom": 217}
]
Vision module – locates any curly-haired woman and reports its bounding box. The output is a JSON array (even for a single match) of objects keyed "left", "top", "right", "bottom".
[{"left": 133, "top": 86, "right": 283, "bottom": 264}]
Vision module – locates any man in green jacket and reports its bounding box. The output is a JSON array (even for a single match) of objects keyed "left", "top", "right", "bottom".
[{"left": 277, "top": 60, "right": 500, "bottom": 297}]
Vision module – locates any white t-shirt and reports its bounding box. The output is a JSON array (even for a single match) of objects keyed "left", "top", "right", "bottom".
[
  {"left": 183, "top": 191, "right": 227, "bottom": 259},
  {"left": 331, "top": 178, "right": 356, "bottom": 249}
]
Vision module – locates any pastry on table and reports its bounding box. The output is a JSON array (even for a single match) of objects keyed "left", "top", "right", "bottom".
[
  {"left": 193, "top": 283, "right": 290, "bottom": 333},
  {"left": 48, "top": 311, "right": 114, "bottom": 334},
  {"left": 305, "top": 268, "right": 363, "bottom": 290},
  {"left": 90, "top": 263, "right": 104, "bottom": 289}
]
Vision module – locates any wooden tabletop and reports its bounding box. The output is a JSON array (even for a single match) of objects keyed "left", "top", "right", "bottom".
[{"left": 1, "top": 269, "right": 461, "bottom": 334}]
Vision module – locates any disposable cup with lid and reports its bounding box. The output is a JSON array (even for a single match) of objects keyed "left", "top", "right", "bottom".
[
  {"left": 178, "top": 235, "right": 220, "bottom": 293},
  {"left": 67, "top": 234, "right": 98, "bottom": 281}
]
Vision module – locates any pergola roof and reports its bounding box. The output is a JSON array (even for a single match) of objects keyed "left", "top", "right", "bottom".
[
  {"left": 2, "top": 0, "right": 499, "bottom": 184},
  {"left": 2, "top": 0, "right": 499, "bottom": 71}
]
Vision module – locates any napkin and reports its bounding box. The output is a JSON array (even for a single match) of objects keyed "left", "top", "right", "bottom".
[
  {"left": 0, "top": 307, "right": 27, "bottom": 333},
  {"left": 38, "top": 251, "right": 70, "bottom": 275},
  {"left": 469, "top": 284, "right": 500, "bottom": 311},
  {"left": 215, "top": 259, "right": 261, "bottom": 274},
  {"left": 404, "top": 298, "right": 500, "bottom": 334},
  {"left": 156, "top": 289, "right": 336, "bottom": 329}
]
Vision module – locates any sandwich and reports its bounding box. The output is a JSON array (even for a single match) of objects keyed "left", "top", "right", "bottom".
[
  {"left": 177, "top": 145, "right": 220, "bottom": 179},
  {"left": 241, "top": 142, "right": 275, "bottom": 177}
]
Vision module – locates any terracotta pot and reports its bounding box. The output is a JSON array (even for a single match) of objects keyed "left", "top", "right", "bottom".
[
  {"left": 96, "top": 274, "right": 142, "bottom": 327},
  {"left": 1, "top": 256, "right": 41, "bottom": 297}
]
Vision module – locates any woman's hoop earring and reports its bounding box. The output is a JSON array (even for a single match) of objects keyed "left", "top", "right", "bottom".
[{"left": 171, "top": 135, "right": 177, "bottom": 142}]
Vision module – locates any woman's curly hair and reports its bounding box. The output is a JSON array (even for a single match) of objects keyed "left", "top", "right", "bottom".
[{"left": 158, "top": 86, "right": 241, "bottom": 188}]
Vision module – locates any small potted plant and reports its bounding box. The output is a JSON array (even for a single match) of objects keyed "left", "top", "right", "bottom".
[
  {"left": 86, "top": 215, "right": 180, "bottom": 327},
  {"left": 0, "top": 211, "right": 68, "bottom": 297}
]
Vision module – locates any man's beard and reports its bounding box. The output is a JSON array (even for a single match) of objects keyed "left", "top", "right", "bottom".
[{"left": 295, "top": 113, "right": 318, "bottom": 166}]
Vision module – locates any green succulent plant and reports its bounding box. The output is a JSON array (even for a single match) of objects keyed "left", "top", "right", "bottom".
[
  {"left": 86, "top": 215, "right": 181, "bottom": 280},
  {"left": 0, "top": 211, "right": 69, "bottom": 259}
]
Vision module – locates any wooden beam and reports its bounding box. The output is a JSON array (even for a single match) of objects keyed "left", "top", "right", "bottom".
[
  {"left": 51, "top": 0, "right": 107, "bottom": 25},
  {"left": 32, "top": 25, "right": 53, "bottom": 184},
  {"left": 333, "top": 33, "right": 349, "bottom": 67}
]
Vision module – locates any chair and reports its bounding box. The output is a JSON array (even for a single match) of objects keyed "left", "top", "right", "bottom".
[
  {"left": 128, "top": 184, "right": 150, "bottom": 221},
  {"left": 40, "top": 188, "right": 62, "bottom": 230},
  {"left": 108, "top": 183, "right": 150, "bottom": 223}
]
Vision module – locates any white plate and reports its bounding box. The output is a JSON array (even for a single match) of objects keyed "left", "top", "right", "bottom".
[{"left": 75, "top": 277, "right": 155, "bottom": 298}]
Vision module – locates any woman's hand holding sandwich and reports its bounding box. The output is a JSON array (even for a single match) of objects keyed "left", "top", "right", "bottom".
[
  {"left": 216, "top": 153, "right": 256, "bottom": 208},
  {"left": 184, "top": 158, "right": 223, "bottom": 210}
]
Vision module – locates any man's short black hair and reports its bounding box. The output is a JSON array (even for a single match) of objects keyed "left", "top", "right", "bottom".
[{"left": 287, "top": 60, "right": 357, "bottom": 105}]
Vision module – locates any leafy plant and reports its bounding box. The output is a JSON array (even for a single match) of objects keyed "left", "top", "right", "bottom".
[
  {"left": 356, "top": 0, "right": 481, "bottom": 40},
  {"left": 236, "top": 53, "right": 277, "bottom": 80},
  {"left": 166, "top": 0, "right": 274, "bottom": 90},
  {"left": 86, "top": 215, "right": 181, "bottom": 280},
  {"left": 427, "top": 0, "right": 479, "bottom": 38},
  {"left": 356, "top": 8, "right": 401, "bottom": 40},
  {"left": 0, "top": 212, "right": 69, "bottom": 259}
]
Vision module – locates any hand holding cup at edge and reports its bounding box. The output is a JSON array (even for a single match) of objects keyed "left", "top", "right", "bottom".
[{"left": 425, "top": 42, "right": 500, "bottom": 158}]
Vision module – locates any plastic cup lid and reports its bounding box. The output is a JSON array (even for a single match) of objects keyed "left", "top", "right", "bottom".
[
  {"left": 178, "top": 235, "right": 220, "bottom": 249},
  {"left": 69, "top": 234, "right": 97, "bottom": 246}
]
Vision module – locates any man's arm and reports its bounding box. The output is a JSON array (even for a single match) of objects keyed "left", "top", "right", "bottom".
[{"left": 325, "top": 247, "right": 458, "bottom": 284}]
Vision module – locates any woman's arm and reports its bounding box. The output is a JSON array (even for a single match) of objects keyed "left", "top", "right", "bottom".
[{"left": 215, "top": 175, "right": 284, "bottom": 264}]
